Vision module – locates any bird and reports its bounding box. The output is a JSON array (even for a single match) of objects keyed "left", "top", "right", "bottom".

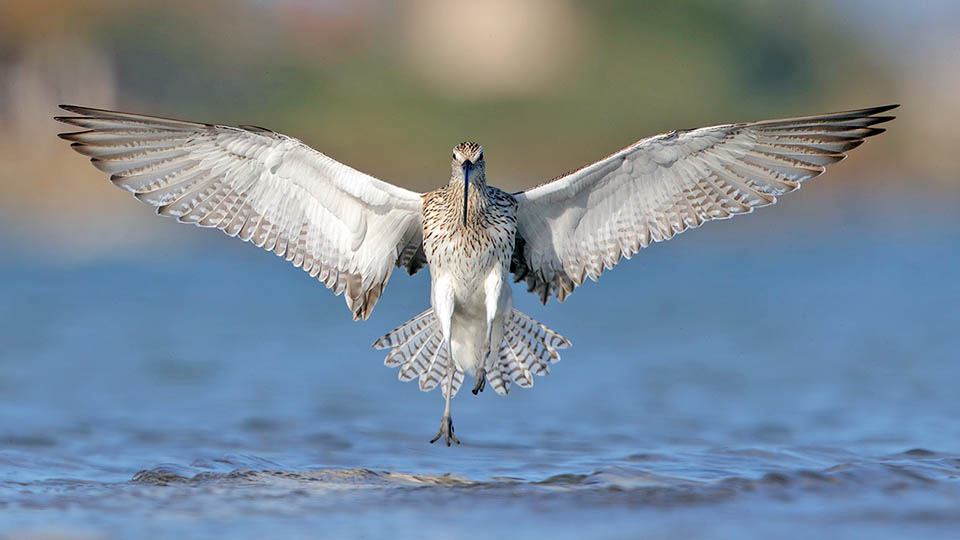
[{"left": 56, "top": 103, "right": 897, "bottom": 445}]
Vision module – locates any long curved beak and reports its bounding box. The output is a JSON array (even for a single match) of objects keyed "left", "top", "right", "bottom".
[{"left": 461, "top": 162, "right": 471, "bottom": 226}]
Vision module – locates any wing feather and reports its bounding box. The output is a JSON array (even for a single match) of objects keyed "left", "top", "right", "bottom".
[
  {"left": 57, "top": 105, "right": 425, "bottom": 319},
  {"left": 512, "top": 105, "right": 898, "bottom": 303}
]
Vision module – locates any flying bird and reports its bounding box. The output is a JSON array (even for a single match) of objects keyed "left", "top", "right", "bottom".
[{"left": 56, "top": 104, "right": 897, "bottom": 445}]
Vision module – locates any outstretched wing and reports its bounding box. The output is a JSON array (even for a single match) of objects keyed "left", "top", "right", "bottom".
[
  {"left": 56, "top": 105, "right": 426, "bottom": 320},
  {"left": 511, "top": 105, "right": 898, "bottom": 303}
]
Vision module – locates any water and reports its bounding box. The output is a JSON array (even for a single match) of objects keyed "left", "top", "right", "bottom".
[{"left": 2, "top": 193, "right": 959, "bottom": 539}]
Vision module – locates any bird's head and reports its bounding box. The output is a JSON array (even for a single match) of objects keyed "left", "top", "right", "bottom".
[
  {"left": 450, "top": 141, "right": 485, "bottom": 185},
  {"left": 450, "top": 141, "right": 485, "bottom": 226}
]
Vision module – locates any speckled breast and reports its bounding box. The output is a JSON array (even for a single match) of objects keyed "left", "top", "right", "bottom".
[{"left": 421, "top": 186, "right": 518, "bottom": 282}]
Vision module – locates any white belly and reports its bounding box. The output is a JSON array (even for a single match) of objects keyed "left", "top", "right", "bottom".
[
  {"left": 429, "top": 255, "right": 512, "bottom": 376},
  {"left": 420, "top": 185, "right": 518, "bottom": 377}
]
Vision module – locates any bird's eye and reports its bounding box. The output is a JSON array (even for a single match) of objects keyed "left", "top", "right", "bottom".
[
  {"left": 477, "top": 152, "right": 483, "bottom": 161},
  {"left": 453, "top": 152, "right": 456, "bottom": 159}
]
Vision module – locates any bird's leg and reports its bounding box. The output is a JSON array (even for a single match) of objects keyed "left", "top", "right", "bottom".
[
  {"left": 474, "top": 270, "right": 505, "bottom": 396},
  {"left": 472, "top": 350, "right": 488, "bottom": 395},
  {"left": 430, "top": 363, "right": 459, "bottom": 446},
  {"left": 472, "top": 369, "right": 486, "bottom": 395},
  {"left": 429, "top": 276, "right": 458, "bottom": 445}
]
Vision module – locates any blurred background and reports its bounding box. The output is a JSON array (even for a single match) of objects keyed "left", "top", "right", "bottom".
[
  {"left": 2, "top": 2, "right": 960, "bottom": 538},
  {"left": 0, "top": 0, "right": 957, "bottom": 253}
]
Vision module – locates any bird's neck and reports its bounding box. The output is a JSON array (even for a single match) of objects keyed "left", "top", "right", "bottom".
[{"left": 451, "top": 177, "right": 489, "bottom": 224}]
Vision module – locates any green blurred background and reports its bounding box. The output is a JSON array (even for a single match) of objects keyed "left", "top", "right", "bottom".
[{"left": 0, "top": 0, "right": 956, "bottom": 254}]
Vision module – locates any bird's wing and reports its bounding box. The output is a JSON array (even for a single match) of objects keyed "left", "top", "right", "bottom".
[
  {"left": 511, "top": 104, "right": 898, "bottom": 303},
  {"left": 56, "top": 105, "right": 426, "bottom": 320}
]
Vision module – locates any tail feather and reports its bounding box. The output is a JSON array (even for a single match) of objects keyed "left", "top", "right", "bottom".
[
  {"left": 417, "top": 338, "right": 447, "bottom": 390},
  {"left": 387, "top": 323, "right": 438, "bottom": 369},
  {"left": 421, "top": 349, "right": 465, "bottom": 398},
  {"left": 501, "top": 325, "right": 534, "bottom": 388},
  {"left": 373, "top": 308, "right": 569, "bottom": 399},
  {"left": 485, "top": 368, "right": 509, "bottom": 396},
  {"left": 488, "top": 309, "right": 570, "bottom": 396},
  {"left": 509, "top": 309, "right": 572, "bottom": 351},
  {"left": 372, "top": 308, "right": 435, "bottom": 350},
  {"left": 398, "top": 329, "right": 443, "bottom": 381},
  {"left": 373, "top": 308, "right": 466, "bottom": 397}
]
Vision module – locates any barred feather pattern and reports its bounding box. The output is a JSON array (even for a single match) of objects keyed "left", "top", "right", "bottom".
[
  {"left": 486, "top": 309, "right": 571, "bottom": 395},
  {"left": 512, "top": 105, "right": 898, "bottom": 304},
  {"left": 55, "top": 105, "right": 425, "bottom": 320},
  {"left": 373, "top": 308, "right": 568, "bottom": 397},
  {"left": 373, "top": 309, "right": 465, "bottom": 398}
]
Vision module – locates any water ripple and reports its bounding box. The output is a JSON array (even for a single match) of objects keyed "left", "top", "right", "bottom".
[{"left": 113, "top": 447, "right": 960, "bottom": 505}]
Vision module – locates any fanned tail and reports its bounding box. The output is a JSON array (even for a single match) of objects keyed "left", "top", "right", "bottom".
[
  {"left": 485, "top": 309, "right": 571, "bottom": 396},
  {"left": 372, "top": 309, "right": 464, "bottom": 398},
  {"left": 373, "top": 308, "right": 569, "bottom": 398}
]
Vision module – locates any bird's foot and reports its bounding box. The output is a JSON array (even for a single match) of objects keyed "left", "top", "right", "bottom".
[
  {"left": 429, "top": 415, "right": 460, "bottom": 446},
  {"left": 472, "top": 368, "right": 486, "bottom": 395}
]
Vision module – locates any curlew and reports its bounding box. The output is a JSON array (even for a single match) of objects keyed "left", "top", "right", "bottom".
[{"left": 56, "top": 104, "right": 897, "bottom": 445}]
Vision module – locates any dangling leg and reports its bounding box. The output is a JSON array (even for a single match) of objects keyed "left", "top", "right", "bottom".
[
  {"left": 472, "top": 327, "right": 490, "bottom": 395},
  {"left": 430, "top": 360, "right": 459, "bottom": 446},
  {"left": 430, "top": 275, "right": 459, "bottom": 445},
  {"left": 470, "top": 319, "right": 506, "bottom": 395},
  {"left": 471, "top": 368, "right": 487, "bottom": 395},
  {"left": 474, "top": 270, "right": 510, "bottom": 395},
  {"left": 472, "top": 342, "right": 488, "bottom": 395}
]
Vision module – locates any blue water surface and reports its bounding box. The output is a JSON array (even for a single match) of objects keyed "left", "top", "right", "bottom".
[{"left": 1, "top": 191, "right": 959, "bottom": 539}]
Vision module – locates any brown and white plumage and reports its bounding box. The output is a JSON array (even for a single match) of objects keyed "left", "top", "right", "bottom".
[
  {"left": 511, "top": 105, "right": 898, "bottom": 303},
  {"left": 56, "top": 103, "right": 897, "bottom": 446},
  {"left": 56, "top": 105, "right": 424, "bottom": 320}
]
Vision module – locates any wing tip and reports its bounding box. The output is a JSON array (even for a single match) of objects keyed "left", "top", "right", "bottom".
[
  {"left": 54, "top": 116, "right": 85, "bottom": 128},
  {"left": 239, "top": 124, "right": 277, "bottom": 135},
  {"left": 872, "top": 103, "right": 900, "bottom": 114},
  {"left": 850, "top": 103, "right": 900, "bottom": 122},
  {"left": 56, "top": 104, "right": 215, "bottom": 129},
  {"left": 57, "top": 104, "right": 110, "bottom": 117},
  {"left": 842, "top": 103, "right": 900, "bottom": 118},
  {"left": 863, "top": 105, "right": 898, "bottom": 126}
]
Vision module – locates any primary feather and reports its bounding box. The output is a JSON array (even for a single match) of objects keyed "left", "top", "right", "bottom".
[
  {"left": 511, "top": 105, "right": 898, "bottom": 303},
  {"left": 57, "top": 105, "right": 425, "bottom": 320}
]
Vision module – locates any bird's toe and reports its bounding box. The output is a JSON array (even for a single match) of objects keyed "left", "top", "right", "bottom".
[
  {"left": 471, "top": 369, "right": 486, "bottom": 395},
  {"left": 430, "top": 415, "right": 459, "bottom": 446}
]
